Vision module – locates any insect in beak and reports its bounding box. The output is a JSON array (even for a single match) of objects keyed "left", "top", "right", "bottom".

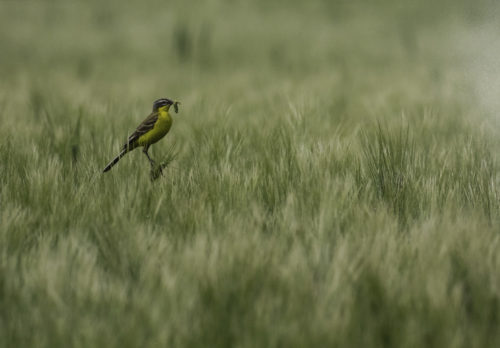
[{"left": 173, "top": 101, "right": 180, "bottom": 113}]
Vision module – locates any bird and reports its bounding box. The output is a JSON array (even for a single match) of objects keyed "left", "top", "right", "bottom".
[{"left": 103, "top": 98, "right": 180, "bottom": 173}]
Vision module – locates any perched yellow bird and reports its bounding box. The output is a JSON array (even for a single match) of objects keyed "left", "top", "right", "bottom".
[{"left": 103, "top": 98, "right": 180, "bottom": 173}]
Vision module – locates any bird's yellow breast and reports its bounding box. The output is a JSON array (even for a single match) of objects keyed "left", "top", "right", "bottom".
[{"left": 137, "top": 108, "right": 172, "bottom": 146}]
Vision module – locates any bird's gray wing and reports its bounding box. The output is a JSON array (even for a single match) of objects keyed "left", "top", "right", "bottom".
[{"left": 123, "top": 111, "right": 159, "bottom": 149}]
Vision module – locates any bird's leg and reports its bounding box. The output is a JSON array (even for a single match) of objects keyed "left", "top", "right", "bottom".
[
  {"left": 143, "top": 146, "right": 164, "bottom": 179},
  {"left": 143, "top": 146, "right": 156, "bottom": 167}
]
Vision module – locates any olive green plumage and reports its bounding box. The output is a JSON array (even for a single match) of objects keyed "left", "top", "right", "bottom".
[{"left": 103, "top": 98, "right": 180, "bottom": 173}]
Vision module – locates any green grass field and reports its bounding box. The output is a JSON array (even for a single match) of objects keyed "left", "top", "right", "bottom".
[{"left": 1, "top": 0, "right": 500, "bottom": 347}]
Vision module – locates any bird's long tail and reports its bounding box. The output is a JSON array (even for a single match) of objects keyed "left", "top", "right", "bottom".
[{"left": 103, "top": 148, "right": 128, "bottom": 173}]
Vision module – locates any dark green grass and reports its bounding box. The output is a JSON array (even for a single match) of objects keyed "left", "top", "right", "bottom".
[{"left": 1, "top": 1, "right": 500, "bottom": 347}]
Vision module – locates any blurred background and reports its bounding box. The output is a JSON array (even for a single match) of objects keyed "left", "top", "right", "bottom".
[{"left": 1, "top": 0, "right": 499, "bottom": 124}]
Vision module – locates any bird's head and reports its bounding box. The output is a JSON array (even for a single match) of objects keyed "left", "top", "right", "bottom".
[{"left": 152, "top": 98, "right": 181, "bottom": 113}]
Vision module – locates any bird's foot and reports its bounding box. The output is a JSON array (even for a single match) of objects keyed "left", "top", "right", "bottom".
[{"left": 149, "top": 163, "right": 164, "bottom": 181}]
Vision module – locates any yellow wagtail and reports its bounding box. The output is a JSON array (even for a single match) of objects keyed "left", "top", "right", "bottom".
[{"left": 103, "top": 98, "right": 180, "bottom": 173}]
